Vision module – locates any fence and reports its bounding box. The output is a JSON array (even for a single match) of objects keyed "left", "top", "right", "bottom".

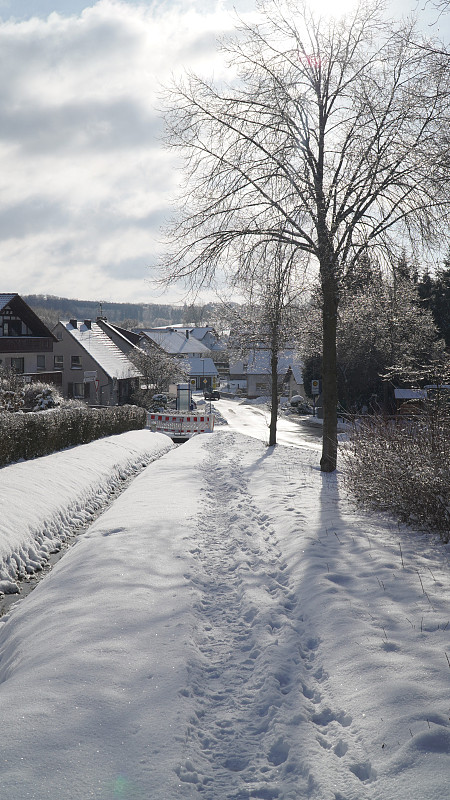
[{"left": 147, "top": 412, "right": 214, "bottom": 438}]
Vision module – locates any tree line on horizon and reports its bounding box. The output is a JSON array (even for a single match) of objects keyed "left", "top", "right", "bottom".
[{"left": 23, "top": 294, "right": 219, "bottom": 331}]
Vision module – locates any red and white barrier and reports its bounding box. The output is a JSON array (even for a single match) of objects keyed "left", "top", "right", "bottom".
[{"left": 147, "top": 413, "right": 215, "bottom": 437}]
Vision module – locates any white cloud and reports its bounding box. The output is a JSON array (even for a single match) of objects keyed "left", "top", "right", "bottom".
[
  {"left": 0, "top": 0, "right": 447, "bottom": 305},
  {"left": 0, "top": 0, "right": 252, "bottom": 304}
]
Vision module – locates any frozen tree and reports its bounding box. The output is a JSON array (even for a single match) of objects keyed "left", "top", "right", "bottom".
[
  {"left": 129, "top": 345, "right": 188, "bottom": 409},
  {"left": 162, "top": 0, "right": 450, "bottom": 470},
  {"left": 227, "top": 241, "right": 303, "bottom": 445},
  {"left": 300, "top": 271, "right": 445, "bottom": 411}
]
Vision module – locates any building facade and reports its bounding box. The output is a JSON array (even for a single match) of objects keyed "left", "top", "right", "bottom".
[
  {"left": 0, "top": 293, "right": 60, "bottom": 385},
  {"left": 52, "top": 319, "right": 141, "bottom": 405}
]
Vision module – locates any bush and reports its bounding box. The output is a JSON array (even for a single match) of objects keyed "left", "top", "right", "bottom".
[
  {"left": 0, "top": 404, "right": 147, "bottom": 467},
  {"left": 22, "top": 382, "right": 63, "bottom": 411},
  {"left": 341, "top": 402, "right": 450, "bottom": 542}
]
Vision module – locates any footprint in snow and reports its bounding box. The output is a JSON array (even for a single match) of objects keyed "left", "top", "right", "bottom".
[
  {"left": 268, "top": 737, "right": 290, "bottom": 766},
  {"left": 349, "top": 760, "right": 377, "bottom": 783},
  {"left": 333, "top": 739, "right": 349, "bottom": 758},
  {"left": 311, "top": 707, "right": 352, "bottom": 728}
]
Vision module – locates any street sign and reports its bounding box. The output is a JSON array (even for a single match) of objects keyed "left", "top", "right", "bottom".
[
  {"left": 190, "top": 379, "right": 196, "bottom": 387},
  {"left": 94, "top": 379, "right": 99, "bottom": 393},
  {"left": 311, "top": 379, "right": 320, "bottom": 395}
]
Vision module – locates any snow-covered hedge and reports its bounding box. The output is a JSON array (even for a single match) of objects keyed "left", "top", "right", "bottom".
[
  {"left": 0, "top": 404, "right": 147, "bottom": 467},
  {"left": 342, "top": 404, "right": 450, "bottom": 542}
]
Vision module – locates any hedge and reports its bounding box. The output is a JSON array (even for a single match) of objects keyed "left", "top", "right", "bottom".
[
  {"left": 341, "top": 404, "right": 450, "bottom": 543},
  {"left": 0, "top": 404, "right": 147, "bottom": 467}
]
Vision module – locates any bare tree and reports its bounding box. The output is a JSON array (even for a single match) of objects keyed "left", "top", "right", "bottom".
[
  {"left": 161, "top": 0, "right": 450, "bottom": 471},
  {"left": 227, "top": 241, "right": 303, "bottom": 445}
]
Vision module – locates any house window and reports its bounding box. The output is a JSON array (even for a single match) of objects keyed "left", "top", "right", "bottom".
[
  {"left": 56, "top": 331, "right": 63, "bottom": 341},
  {"left": 68, "top": 382, "right": 85, "bottom": 399},
  {"left": 10, "top": 357, "right": 24, "bottom": 373},
  {"left": 54, "top": 355, "right": 63, "bottom": 370},
  {"left": 36, "top": 355, "right": 46, "bottom": 371},
  {"left": 71, "top": 355, "right": 82, "bottom": 370},
  {"left": 0, "top": 316, "right": 31, "bottom": 336}
]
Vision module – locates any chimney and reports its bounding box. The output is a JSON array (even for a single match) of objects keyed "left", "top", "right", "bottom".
[
  {"left": 84, "top": 319, "right": 92, "bottom": 329},
  {"left": 69, "top": 319, "right": 77, "bottom": 328},
  {"left": 186, "top": 329, "right": 190, "bottom": 339}
]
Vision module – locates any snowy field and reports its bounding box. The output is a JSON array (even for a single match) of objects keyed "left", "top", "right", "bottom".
[{"left": 0, "top": 411, "right": 449, "bottom": 799}]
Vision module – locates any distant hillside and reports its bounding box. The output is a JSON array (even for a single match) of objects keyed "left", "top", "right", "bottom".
[{"left": 23, "top": 295, "right": 216, "bottom": 330}]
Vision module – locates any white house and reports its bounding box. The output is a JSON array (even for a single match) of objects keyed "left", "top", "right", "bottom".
[{"left": 245, "top": 348, "right": 304, "bottom": 399}]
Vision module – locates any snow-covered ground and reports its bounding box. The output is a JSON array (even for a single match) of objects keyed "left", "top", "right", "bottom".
[{"left": 0, "top": 413, "right": 449, "bottom": 799}]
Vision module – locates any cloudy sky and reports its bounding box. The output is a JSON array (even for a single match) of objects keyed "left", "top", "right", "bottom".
[{"left": 0, "top": 1, "right": 447, "bottom": 305}]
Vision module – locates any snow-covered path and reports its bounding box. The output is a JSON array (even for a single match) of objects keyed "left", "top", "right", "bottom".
[
  {"left": 0, "top": 428, "right": 449, "bottom": 799},
  {"left": 178, "top": 431, "right": 306, "bottom": 797}
]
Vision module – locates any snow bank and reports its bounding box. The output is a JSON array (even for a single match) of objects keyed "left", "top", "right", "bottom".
[{"left": 0, "top": 430, "right": 174, "bottom": 592}]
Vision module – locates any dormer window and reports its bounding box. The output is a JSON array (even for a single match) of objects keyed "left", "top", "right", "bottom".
[{"left": 0, "top": 313, "right": 32, "bottom": 336}]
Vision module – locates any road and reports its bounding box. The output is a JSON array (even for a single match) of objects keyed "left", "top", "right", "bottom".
[{"left": 212, "top": 396, "right": 323, "bottom": 450}]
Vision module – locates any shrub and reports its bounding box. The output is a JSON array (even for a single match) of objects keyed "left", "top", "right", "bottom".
[
  {"left": 0, "top": 404, "right": 147, "bottom": 467},
  {"left": 341, "top": 402, "right": 450, "bottom": 542},
  {"left": 22, "top": 382, "right": 63, "bottom": 411}
]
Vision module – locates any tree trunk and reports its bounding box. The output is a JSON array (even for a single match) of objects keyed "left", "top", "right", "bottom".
[
  {"left": 320, "top": 274, "right": 338, "bottom": 472},
  {"left": 269, "top": 347, "right": 278, "bottom": 446}
]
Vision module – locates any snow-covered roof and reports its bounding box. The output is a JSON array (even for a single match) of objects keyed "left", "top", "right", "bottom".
[
  {"left": 62, "top": 321, "right": 141, "bottom": 379},
  {"left": 186, "top": 356, "right": 218, "bottom": 377},
  {"left": 138, "top": 329, "right": 209, "bottom": 356},
  {"left": 288, "top": 364, "right": 303, "bottom": 384},
  {"left": 97, "top": 319, "right": 141, "bottom": 348},
  {"left": 394, "top": 388, "right": 427, "bottom": 400},
  {"left": 190, "top": 327, "right": 210, "bottom": 336},
  {"left": 246, "top": 349, "right": 303, "bottom": 381}
]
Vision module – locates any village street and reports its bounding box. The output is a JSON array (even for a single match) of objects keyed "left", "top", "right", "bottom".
[{"left": 212, "top": 397, "right": 324, "bottom": 451}]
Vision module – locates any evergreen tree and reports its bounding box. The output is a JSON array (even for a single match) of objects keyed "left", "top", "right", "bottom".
[{"left": 417, "top": 249, "right": 450, "bottom": 346}]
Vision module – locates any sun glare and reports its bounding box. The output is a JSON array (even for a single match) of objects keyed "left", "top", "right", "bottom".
[{"left": 310, "top": 0, "right": 359, "bottom": 17}]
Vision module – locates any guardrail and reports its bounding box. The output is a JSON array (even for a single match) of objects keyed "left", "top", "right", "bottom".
[{"left": 147, "top": 412, "right": 215, "bottom": 438}]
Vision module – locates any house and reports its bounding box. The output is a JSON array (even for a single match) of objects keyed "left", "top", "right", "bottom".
[
  {"left": 150, "top": 324, "right": 225, "bottom": 352},
  {"left": 52, "top": 319, "right": 141, "bottom": 405},
  {"left": 0, "top": 293, "right": 60, "bottom": 385},
  {"left": 186, "top": 326, "right": 228, "bottom": 382},
  {"left": 136, "top": 327, "right": 219, "bottom": 391},
  {"left": 227, "top": 360, "right": 248, "bottom": 393},
  {"left": 245, "top": 348, "right": 305, "bottom": 400},
  {"left": 185, "top": 356, "right": 220, "bottom": 391},
  {"left": 282, "top": 363, "right": 305, "bottom": 400},
  {"left": 136, "top": 327, "right": 211, "bottom": 358}
]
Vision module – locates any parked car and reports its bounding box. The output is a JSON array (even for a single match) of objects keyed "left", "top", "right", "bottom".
[
  {"left": 150, "top": 393, "right": 168, "bottom": 411},
  {"left": 204, "top": 390, "right": 220, "bottom": 401}
]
